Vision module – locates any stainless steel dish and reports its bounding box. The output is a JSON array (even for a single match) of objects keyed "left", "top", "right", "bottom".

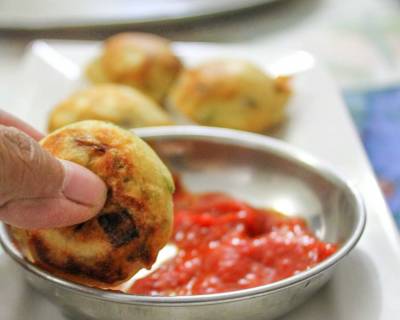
[{"left": 0, "top": 126, "right": 366, "bottom": 320}]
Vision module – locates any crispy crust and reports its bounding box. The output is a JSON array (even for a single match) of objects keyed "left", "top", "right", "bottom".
[
  {"left": 168, "top": 59, "right": 291, "bottom": 132},
  {"left": 86, "top": 32, "right": 183, "bottom": 103},
  {"left": 48, "top": 84, "right": 173, "bottom": 132},
  {"left": 11, "top": 120, "right": 174, "bottom": 287}
]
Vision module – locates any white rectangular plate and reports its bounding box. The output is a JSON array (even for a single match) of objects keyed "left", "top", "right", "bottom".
[{"left": 1, "top": 40, "right": 400, "bottom": 320}]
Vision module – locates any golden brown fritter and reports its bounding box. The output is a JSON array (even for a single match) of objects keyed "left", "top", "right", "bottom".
[
  {"left": 86, "top": 32, "right": 183, "bottom": 103},
  {"left": 168, "top": 59, "right": 291, "bottom": 132},
  {"left": 48, "top": 84, "right": 173, "bottom": 132},
  {"left": 11, "top": 120, "right": 174, "bottom": 287}
]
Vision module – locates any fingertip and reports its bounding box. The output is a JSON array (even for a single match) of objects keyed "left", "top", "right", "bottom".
[{"left": 61, "top": 160, "right": 107, "bottom": 217}]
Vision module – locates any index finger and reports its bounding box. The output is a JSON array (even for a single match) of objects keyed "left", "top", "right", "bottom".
[{"left": 0, "top": 109, "right": 44, "bottom": 141}]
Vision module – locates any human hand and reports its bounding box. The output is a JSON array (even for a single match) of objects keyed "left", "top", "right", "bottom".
[{"left": 0, "top": 110, "right": 107, "bottom": 229}]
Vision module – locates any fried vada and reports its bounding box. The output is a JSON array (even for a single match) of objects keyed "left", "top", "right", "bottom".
[
  {"left": 11, "top": 120, "right": 174, "bottom": 287},
  {"left": 168, "top": 59, "right": 291, "bottom": 132},
  {"left": 86, "top": 32, "right": 183, "bottom": 103},
  {"left": 48, "top": 84, "right": 173, "bottom": 132}
]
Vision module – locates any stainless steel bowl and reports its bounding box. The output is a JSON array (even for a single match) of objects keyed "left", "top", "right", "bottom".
[{"left": 0, "top": 126, "right": 366, "bottom": 320}]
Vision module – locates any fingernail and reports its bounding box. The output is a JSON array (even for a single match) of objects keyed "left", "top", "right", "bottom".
[{"left": 61, "top": 160, "right": 107, "bottom": 209}]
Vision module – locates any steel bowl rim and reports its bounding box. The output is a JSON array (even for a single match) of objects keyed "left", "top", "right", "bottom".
[{"left": 0, "top": 126, "right": 366, "bottom": 305}]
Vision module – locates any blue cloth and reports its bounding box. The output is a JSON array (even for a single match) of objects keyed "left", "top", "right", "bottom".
[{"left": 344, "top": 86, "right": 400, "bottom": 227}]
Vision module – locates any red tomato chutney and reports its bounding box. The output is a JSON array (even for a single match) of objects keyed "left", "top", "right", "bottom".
[{"left": 129, "top": 178, "right": 338, "bottom": 296}]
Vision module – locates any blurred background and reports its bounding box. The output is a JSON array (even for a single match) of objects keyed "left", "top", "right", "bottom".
[{"left": 0, "top": 0, "right": 399, "bottom": 226}]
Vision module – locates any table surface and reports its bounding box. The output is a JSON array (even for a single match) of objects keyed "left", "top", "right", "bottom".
[{"left": 0, "top": 0, "right": 400, "bottom": 319}]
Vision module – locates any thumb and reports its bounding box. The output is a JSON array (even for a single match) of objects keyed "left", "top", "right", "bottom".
[{"left": 0, "top": 125, "right": 107, "bottom": 229}]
